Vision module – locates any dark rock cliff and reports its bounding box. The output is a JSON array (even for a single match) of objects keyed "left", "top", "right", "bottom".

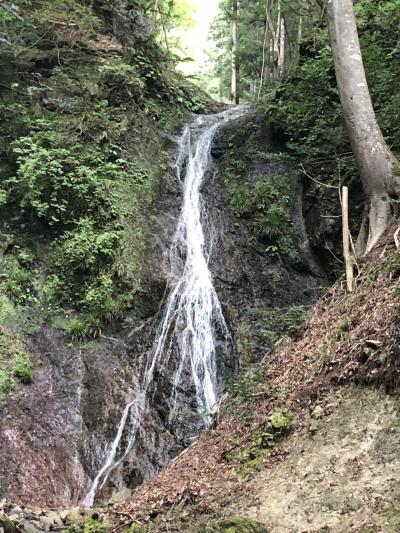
[{"left": 0, "top": 109, "right": 326, "bottom": 507}]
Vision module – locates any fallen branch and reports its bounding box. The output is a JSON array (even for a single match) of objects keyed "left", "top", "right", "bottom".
[{"left": 49, "top": 20, "right": 78, "bottom": 26}]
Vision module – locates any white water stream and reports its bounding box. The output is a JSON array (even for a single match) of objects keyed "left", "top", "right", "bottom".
[{"left": 82, "top": 107, "right": 245, "bottom": 507}]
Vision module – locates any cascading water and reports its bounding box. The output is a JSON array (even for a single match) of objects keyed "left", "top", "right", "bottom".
[{"left": 83, "top": 106, "right": 246, "bottom": 508}]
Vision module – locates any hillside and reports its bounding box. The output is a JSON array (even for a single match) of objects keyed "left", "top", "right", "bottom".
[
  {"left": 0, "top": 0, "right": 325, "bottom": 512},
  {"left": 1, "top": 1, "right": 400, "bottom": 532},
  {"left": 106, "top": 227, "right": 400, "bottom": 532}
]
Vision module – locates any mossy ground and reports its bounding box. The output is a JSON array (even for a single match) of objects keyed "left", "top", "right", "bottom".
[
  {"left": 0, "top": 329, "right": 32, "bottom": 402},
  {"left": 0, "top": 0, "right": 210, "bottom": 339}
]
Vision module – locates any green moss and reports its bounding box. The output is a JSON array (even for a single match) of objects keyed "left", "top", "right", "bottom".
[
  {"left": 270, "top": 411, "right": 293, "bottom": 431},
  {"left": 0, "top": 330, "right": 32, "bottom": 401},
  {"left": 222, "top": 518, "right": 269, "bottom": 533},
  {"left": 234, "top": 410, "right": 293, "bottom": 478},
  {"left": 126, "top": 524, "right": 147, "bottom": 533},
  {"left": 197, "top": 517, "right": 269, "bottom": 533},
  {"left": 236, "top": 447, "right": 269, "bottom": 479},
  {"left": 0, "top": 514, "right": 18, "bottom": 533},
  {"left": 67, "top": 517, "right": 109, "bottom": 533}
]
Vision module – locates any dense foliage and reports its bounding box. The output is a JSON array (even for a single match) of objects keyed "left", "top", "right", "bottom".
[
  {"left": 0, "top": 0, "right": 209, "bottom": 338},
  {"left": 0, "top": 329, "right": 32, "bottom": 402},
  {"left": 209, "top": 0, "right": 317, "bottom": 101},
  {"left": 210, "top": 0, "right": 400, "bottom": 272}
]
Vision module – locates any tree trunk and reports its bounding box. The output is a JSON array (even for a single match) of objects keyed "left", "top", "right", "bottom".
[
  {"left": 272, "top": 0, "right": 281, "bottom": 78},
  {"left": 277, "top": 15, "right": 285, "bottom": 76},
  {"left": 325, "top": 0, "right": 400, "bottom": 253},
  {"left": 231, "top": 0, "right": 239, "bottom": 104},
  {"left": 297, "top": 16, "right": 302, "bottom": 52},
  {"left": 258, "top": 0, "right": 270, "bottom": 99}
]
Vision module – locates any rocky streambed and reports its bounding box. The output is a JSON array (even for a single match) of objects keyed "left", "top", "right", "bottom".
[{"left": 0, "top": 501, "right": 108, "bottom": 533}]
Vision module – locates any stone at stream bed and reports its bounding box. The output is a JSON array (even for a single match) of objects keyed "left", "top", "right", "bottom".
[
  {"left": 0, "top": 505, "right": 97, "bottom": 533},
  {"left": 59, "top": 508, "right": 84, "bottom": 525},
  {"left": 22, "top": 522, "right": 45, "bottom": 533},
  {"left": 107, "top": 488, "right": 132, "bottom": 505},
  {"left": 9, "top": 509, "right": 22, "bottom": 517},
  {"left": 38, "top": 511, "right": 64, "bottom": 529}
]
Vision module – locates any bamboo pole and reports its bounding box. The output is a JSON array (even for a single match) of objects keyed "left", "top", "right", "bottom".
[{"left": 342, "top": 186, "right": 353, "bottom": 292}]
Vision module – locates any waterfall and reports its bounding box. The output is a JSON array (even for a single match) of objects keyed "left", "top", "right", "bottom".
[{"left": 82, "top": 106, "right": 246, "bottom": 508}]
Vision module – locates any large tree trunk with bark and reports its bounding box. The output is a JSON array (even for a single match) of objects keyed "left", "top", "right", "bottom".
[{"left": 325, "top": 0, "right": 400, "bottom": 253}]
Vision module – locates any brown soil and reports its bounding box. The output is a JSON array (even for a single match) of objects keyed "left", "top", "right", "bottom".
[{"left": 246, "top": 387, "right": 400, "bottom": 533}]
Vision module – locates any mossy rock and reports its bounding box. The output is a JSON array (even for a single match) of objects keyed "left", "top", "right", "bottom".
[
  {"left": 0, "top": 514, "right": 20, "bottom": 533},
  {"left": 197, "top": 517, "right": 269, "bottom": 533}
]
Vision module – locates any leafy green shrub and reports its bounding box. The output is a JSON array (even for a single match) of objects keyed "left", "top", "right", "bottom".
[
  {"left": 225, "top": 173, "right": 297, "bottom": 258},
  {"left": 265, "top": 39, "right": 343, "bottom": 159},
  {"left": 0, "top": 0, "right": 211, "bottom": 333},
  {"left": 67, "top": 517, "right": 108, "bottom": 533},
  {"left": 0, "top": 330, "right": 32, "bottom": 401},
  {"left": 226, "top": 364, "right": 270, "bottom": 401},
  {"left": 53, "top": 220, "right": 119, "bottom": 279},
  {"left": 255, "top": 305, "right": 307, "bottom": 346},
  {"left": 7, "top": 133, "right": 132, "bottom": 229},
  {"left": 0, "top": 110, "right": 156, "bottom": 325},
  {"left": 0, "top": 254, "right": 32, "bottom": 304},
  {"left": 99, "top": 58, "right": 146, "bottom": 102}
]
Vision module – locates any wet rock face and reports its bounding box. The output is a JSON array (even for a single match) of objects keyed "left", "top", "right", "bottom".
[
  {"left": 0, "top": 111, "right": 325, "bottom": 508},
  {"left": 0, "top": 328, "right": 87, "bottom": 507},
  {"left": 0, "top": 328, "right": 135, "bottom": 507},
  {"left": 206, "top": 113, "right": 326, "bottom": 363}
]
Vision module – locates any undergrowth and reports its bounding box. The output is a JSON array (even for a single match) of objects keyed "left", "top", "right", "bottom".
[
  {"left": 231, "top": 410, "right": 293, "bottom": 479},
  {"left": 67, "top": 517, "right": 109, "bottom": 533},
  {"left": 219, "top": 117, "right": 299, "bottom": 261},
  {"left": 254, "top": 305, "right": 307, "bottom": 347},
  {"left": 0, "top": 0, "right": 210, "bottom": 336},
  {"left": 0, "top": 329, "right": 32, "bottom": 402}
]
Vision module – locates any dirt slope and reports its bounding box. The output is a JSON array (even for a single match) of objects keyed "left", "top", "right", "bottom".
[
  {"left": 246, "top": 387, "right": 400, "bottom": 532},
  {"left": 107, "top": 227, "right": 400, "bottom": 533}
]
